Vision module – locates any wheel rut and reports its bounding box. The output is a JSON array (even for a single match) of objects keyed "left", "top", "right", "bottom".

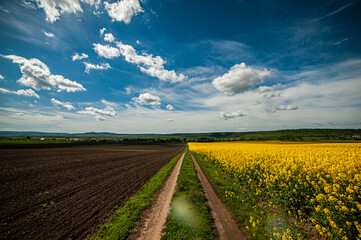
[
  {"left": 130, "top": 151, "right": 249, "bottom": 240},
  {"left": 190, "top": 152, "right": 249, "bottom": 240},
  {"left": 129, "top": 152, "right": 185, "bottom": 240}
]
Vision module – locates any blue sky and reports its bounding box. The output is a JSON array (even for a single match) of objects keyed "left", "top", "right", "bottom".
[{"left": 0, "top": 0, "right": 360, "bottom": 133}]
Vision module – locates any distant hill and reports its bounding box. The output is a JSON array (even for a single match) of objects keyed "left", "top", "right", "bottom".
[{"left": 0, "top": 129, "right": 360, "bottom": 141}]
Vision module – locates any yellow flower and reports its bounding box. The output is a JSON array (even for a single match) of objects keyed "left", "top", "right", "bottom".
[
  {"left": 341, "top": 206, "right": 349, "bottom": 212},
  {"left": 324, "top": 208, "right": 330, "bottom": 215}
]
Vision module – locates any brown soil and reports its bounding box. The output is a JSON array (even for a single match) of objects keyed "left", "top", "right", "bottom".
[
  {"left": 0, "top": 143, "right": 184, "bottom": 240},
  {"left": 190, "top": 152, "right": 250, "bottom": 240},
  {"left": 128, "top": 152, "right": 185, "bottom": 240}
]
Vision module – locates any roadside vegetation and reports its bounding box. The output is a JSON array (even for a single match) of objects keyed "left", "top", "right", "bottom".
[
  {"left": 90, "top": 150, "right": 185, "bottom": 240},
  {"left": 162, "top": 152, "right": 215, "bottom": 240},
  {"left": 191, "top": 151, "right": 304, "bottom": 240}
]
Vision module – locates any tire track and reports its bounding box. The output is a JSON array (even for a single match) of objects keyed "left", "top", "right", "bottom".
[
  {"left": 190, "top": 152, "right": 249, "bottom": 240},
  {"left": 133, "top": 152, "right": 186, "bottom": 240}
]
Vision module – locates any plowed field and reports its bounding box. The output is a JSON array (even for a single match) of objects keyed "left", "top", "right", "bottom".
[{"left": 0, "top": 143, "right": 184, "bottom": 240}]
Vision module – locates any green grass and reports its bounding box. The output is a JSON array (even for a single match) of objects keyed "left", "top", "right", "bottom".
[
  {"left": 191, "top": 151, "right": 306, "bottom": 240},
  {"left": 162, "top": 152, "right": 215, "bottom": 240},
  {"left": 90, "top": 150, "right": 185, "bottom": 240}
]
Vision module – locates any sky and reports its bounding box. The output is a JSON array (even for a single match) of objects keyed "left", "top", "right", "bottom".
[{"left": 0, "top": 0, "right": 360, "bottom": 134}]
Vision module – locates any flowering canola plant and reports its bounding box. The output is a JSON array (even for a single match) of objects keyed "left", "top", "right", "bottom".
[{"left": 189, "top": 142, "right": 361, "bottom": 239}]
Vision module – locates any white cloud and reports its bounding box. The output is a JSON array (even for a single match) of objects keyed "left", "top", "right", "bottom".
[
  {"left": 51, "top": 98, "right": 75, "bottom": 110},
  {"left": 132, "top": 93, "right": 161, "bottom": 106},
  {"left": 104, "top": 33, "right": 115, "bottom": 42},
  {"left": 33, "top": 0, "right": 101, "bottom": 22},
  {"left": 57, "top": 114, "right": 64, "bottom": 119},
  {"left": 20, "top": 0, "right": 37, "bottom": 9},
  {"left": 84, "top": 62, "right": 111, "bottom": 73},
  {"left": 312, "top": 1, "right": 358, "bottom": 22},
  {"left": 273, "top": 105, "right": 298, "bottom": 111},
  {"left": 95, "top": 115, "right": 105, "bottom": 121},
  {"left": 136, "top": 40, "right": 141, "bottom": 45},
  {"left": 104, "top": 0, "right": 143, "bottom": 24},
  {"left": 81, "top": 0, "right": 101, "bottom": 8},
  {"left": 78, "top": 106, "right": 117, "bottom": 116},
  {"left": 0, "top": 87, "right": 40, "bottom": 98},
  {"left": 100, "top": 27, "right": 107, "bottom": 36},
  {"left": 100, "top": 99, "right": 118, "bottom": 108},
  {"left": 93, "top": 43, "right": 121, "bottom": 59},
  {"left": 72, "top": 53, "right": 88, "bottom": 61},
  {"left": 2, "top": 54, "right": 86, "bottom": 92},
  {"left": 166, "top": 104, "right": 175, "bottom": 110},
  {"left": 258, "top": 83, "right": 282, "bottom": 93},
  {"left": 34, "top": 0, "right": 83, "bottom": 23},
  {"left": 0, "top": 74, "right": 4, "bottom": 80},
  {"left": 138, "top": 66, "right": 187, "bottom": 83},
  {"left": 125, "top": 87, "right": 133, "bottom": 95},
  {"left": 43, "top": 30, "right": 55, "bottom": 38},
  {"left": 220, "top": 111, "right": 246, "bottom": 120},
  {"left": 117, "top": 41, "right": 187, "bottom": 82},
  {"left": 212, "top": 63, "right": 271, "bottom": 95},
  {"left": 263, "top": 91, "right": 281, "bottom": 99}
]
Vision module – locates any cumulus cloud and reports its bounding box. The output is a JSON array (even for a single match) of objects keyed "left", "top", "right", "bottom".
[
  {"left": 258, "top": 83, "right": 282, "bottom": 93},
  {"left": 219, "top": 111, "right": 247, "bottom": 120},
  {"left": 72, "top": 53, "right": 88, "bottom": 61},
  {"left": 43, "top": 30, "right": 55, "bottom": 38},
  {"left": 34, "top": 0, "right": 83, "bottom": 23},
  {"left": 104, "top": 0, "right": 143, "bottom": 24},
  {"left": 84, "top": 62, "right": 111, "bottom": 73},
  {"left": 78, "top": 106, "right": 117, "bottom": 116},
  {"left": 263, "top": 91, "right": 281, "bottom": 99},
  {"left": 212, "top": 63, "right": 271, "bottom": 95},
  {"left": 33, "top": 0, "right": 101, "bottom": 22},
  {"left": 51, "top": 98, "right": 75, "bottom": 110},
  {"left": 166, "top": 104, "right": 175, "bottom": 110},
  {"left": 273, "top": 105, "right": 298, "bottom": 111},
  {"left": 132, "top": 93, "right": 161, "bottom": 106},
  {"left": 81, "top": 0, "right": 101, "bottom": 8},
  {"left": 104, "top": 33, "right": 115, "bottom": 42},
  {"left": 78, "top": 99, "right": 117, "bottom": 121},
  {"left": 93, "top": 43, "right": 121, "bottom": 59},
  {"left": 125, "top": 87, "right": 133, "bottom": 95},
  {"left": 100, "top": 27, "right": 106, "bottom": 35},
  {"left": 116, "top": 41, "right": 187, "bottom": 82},
  {"left": 0, "top": 87, "right": 40, "bottom": 98},
  {"left": 95, "top": 115, "right": 105, "bottom": 121},
  {"left": 2, "top": 54, "right": 85, "bottom": 92}
]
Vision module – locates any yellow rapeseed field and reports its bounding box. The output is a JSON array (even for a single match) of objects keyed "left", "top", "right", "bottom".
[{"left": 189, "top": 142, "right": 361, "bottom": 239}]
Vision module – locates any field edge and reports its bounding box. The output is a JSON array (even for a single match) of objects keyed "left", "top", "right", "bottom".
[{"left": 190, "top": 150, "right": 308, "bottom": 240}]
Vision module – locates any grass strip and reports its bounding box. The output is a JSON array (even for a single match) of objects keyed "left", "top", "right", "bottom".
[
  {"left": 191, "top": 151, "right": 305, "bottom": 240},
  {"left": 162, "top": 152, "right": 215, "bottom": 240},
  {"left": 90, "top": 150, "right": 185, "bottom": 240}
]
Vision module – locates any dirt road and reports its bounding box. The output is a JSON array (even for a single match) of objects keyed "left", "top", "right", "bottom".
[
  {"left": 190, "top": 152, "right": 249, "bottom": 240},
  {"left": 130, "top": 152, "right": 185, "bottom": 240}
]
